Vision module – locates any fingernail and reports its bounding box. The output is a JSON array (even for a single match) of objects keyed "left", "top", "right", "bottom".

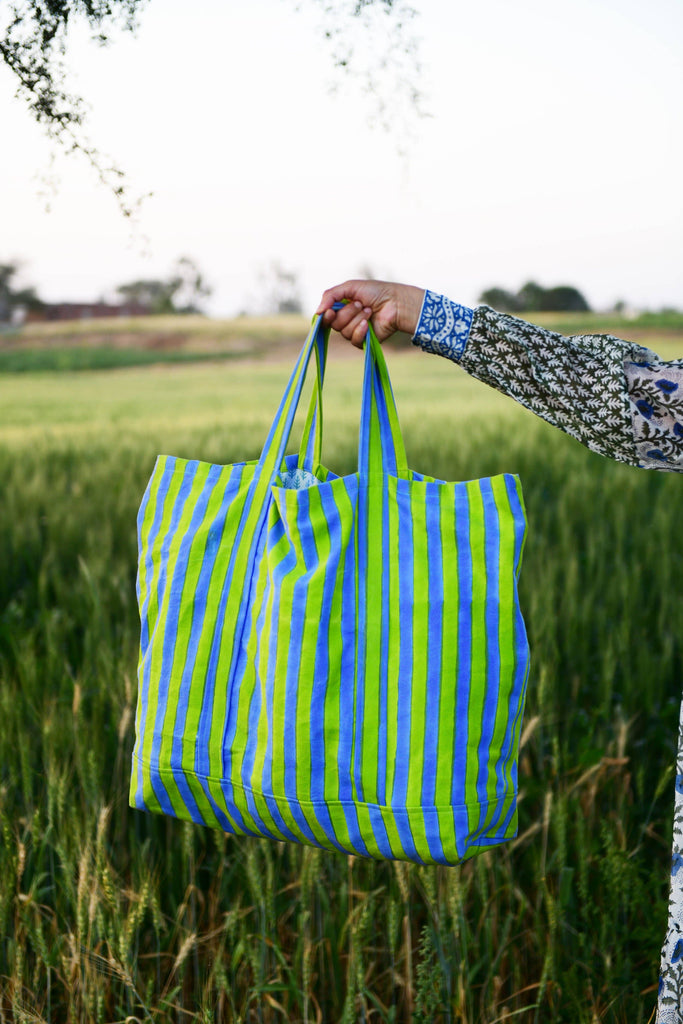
[
  {"left": 363, "top": 307, "right": 372, "bottom": 315},
  {"left": 354, "top": 301, "right": 362, "bottom": 309}
]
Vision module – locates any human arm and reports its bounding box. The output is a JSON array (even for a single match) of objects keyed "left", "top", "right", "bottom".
[{"left": 317, "top": 281, "right": 683, "bottom": 472}]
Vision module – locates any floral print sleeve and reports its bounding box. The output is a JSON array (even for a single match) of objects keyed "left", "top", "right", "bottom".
[
  {"left": 412, "top": 291, "right": 683, "bottom": 471},
  {"left": 627, "top": 360, "right": 683, "bottom": 471},
  {"left": 658, "top": 699, "right": 683, "bottom": 1023}
]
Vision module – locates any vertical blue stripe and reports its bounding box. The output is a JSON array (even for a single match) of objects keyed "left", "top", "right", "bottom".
[
  {"left": 352, "top": 480, "right": 368, "bottom": 805},
  {"left": 388, "top": 482, "right": 421, "bottom": 863},
  {"left": 302, "top": 405, "right": 318, "bottom": 469},
  {"left": 258, "top": 795, "right": 312, "bottom": 844},
  {"left": 309, "top": 485, "right": 341, "bottom": 804},
  {"left": 339, "top": 801, "right": 372, "bottom": 858},
  {"left": 257, "top": 334, "right": 312, "bottom": 471},
  {"left": 475, "top": 479, "right": 501, "bottom": 830},
  {"left": 284, "top": 490, "right": 315, "bottom": 800},
  {"left": 391, "top": 483, "right": 414, "bottom": 807},
  {"left": 420, "top": 484, "right": 448, "bottom": 865},
  {"left": 375, "top": 480, "right": 391, "bottom": 805},
  {"left": 337, "top": 476, "right": 359, "bottom": 804},
  {"left": 366, "top": 805, "right": 394, "bottom": 858},
  {"left": 373, "top": 368, "right": 397, "bottom": 476},
  {"left": 451, "top": 486, "right": 472, "bottom": 822},
  {"left": 300, "top": 322, "right": 328, "bottom": 471},
  {"left": 148, "top": 770, "right": 178, "bottom": 818},
  {"left": 421, "top": 486, "right": 445, "bottom": 861}
]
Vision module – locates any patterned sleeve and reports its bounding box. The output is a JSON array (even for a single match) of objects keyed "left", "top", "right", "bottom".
[
  {"left": 412, "top": 290, "right": 683, "bottom": 471},
  {"left": 627, "top": 361, "right": 683, "bottom": 471}
]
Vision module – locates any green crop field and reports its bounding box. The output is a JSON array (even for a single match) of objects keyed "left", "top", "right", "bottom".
[{"left": 1, "top": 321, "right": 683, "bottom": 1023}]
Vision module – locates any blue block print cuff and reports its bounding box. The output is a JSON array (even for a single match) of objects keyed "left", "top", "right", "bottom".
[{"left": 412, "top": 290, "right": 474, "bottom": 362}]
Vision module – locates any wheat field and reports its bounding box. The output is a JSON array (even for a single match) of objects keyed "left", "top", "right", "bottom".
[{"left": 1, "top": 334, "right": 682, "bottom": 1023}]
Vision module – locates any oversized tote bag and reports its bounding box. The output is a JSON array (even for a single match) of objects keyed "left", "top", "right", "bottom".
[{"left": 130, "top": 314, "right": 530, "bottom": 865}]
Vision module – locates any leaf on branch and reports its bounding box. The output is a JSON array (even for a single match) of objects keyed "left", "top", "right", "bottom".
[
  {"left": 0, "top": 0, "right": 148, "bottom": 218},
  {"left": 297, "top": 0, "right": 428, "bottom": 157}
]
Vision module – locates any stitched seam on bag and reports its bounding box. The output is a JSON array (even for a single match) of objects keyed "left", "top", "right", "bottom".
[{"left": 132, "top": 755, "right": 517, "bottom": 813}]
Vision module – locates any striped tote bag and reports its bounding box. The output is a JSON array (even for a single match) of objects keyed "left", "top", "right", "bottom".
[{"left": 130, "top": 314, "right": 530, "bottom": 865}]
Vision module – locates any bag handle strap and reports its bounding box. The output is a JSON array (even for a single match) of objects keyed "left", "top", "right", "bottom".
[
  {"left": 296, "top": 316, "right": 328, "bottom": 472},
  {"left": 359, "top": 322, "right": 408, "bottom": 479},
  {"left": 258, "top": 312, "right": 408, "bottom": 481},
  {"left": 258, "top": 315, "right": 326, "bottom": 480}
]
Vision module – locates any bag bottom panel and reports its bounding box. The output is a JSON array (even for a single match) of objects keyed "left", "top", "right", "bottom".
[{"left": 130, "top": 757, "right": 518, "bottom": 866}]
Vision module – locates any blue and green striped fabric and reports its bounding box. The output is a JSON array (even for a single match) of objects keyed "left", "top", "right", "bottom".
[{"left": 130, "top": 315, "right": 530, "bottom": 864}]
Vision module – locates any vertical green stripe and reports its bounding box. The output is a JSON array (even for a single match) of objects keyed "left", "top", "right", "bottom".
[
  {"left": 381, "top": 479, "right": 408, "bottom": 860},
  {"left": 384, "top": 480, "right": 402, "bottom": 806},
  {"left": 433, "top": 484, "right": 459, "bottom": 856},
  {"left": 405, "top": 486, "right": 432, "bottom": 863},
  {"left": 323, "top": 483, "right": 355, "bottom": 852},
  {"left": 361, "top": 482, "right": 384, "bottom": 804},
  {"left": 286, "top": 489, "right": 333, "bottom": 846},
  {"left": 464, "top": 481, "right": 487, "bottom": 824}
]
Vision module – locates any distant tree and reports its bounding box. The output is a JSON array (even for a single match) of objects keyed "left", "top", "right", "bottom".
[
  {"left": 171, "top": 256, "right": 213, "bottom": 314},
  {"left": 540, "top": 285, "right": 590, "bottom": 312},
  {"left": 516, "top": 281, "right": 546, "bottom": 312},
  {"left": 115, "top": 278, "right": 176, "bottom": 315},
  {"left": 478, "top": 287, "right": 522, "bottom": 313},
  {"left": 116, "top": 257, "right": 212, "bottom": 314},
  {"left": 0, "top": 1, "right": 422, "bottom": 213},
  {"left": 479, "top": 280, "right": 591, "bottom": 313},
  {"left": 0, "top": 261, "right": 43, "bottom": 322},
  {"left": 258, "top": 261, "right": 303, "bottom": 315}
]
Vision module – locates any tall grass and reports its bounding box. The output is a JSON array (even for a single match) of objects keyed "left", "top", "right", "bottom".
[{"left": 0, "top": 354, "right": 681, "bottom": 1022}]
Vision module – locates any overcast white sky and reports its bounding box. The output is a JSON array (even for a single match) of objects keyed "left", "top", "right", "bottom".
[{"left": 1, "top": 0, "right": 682, "bottom": 315}]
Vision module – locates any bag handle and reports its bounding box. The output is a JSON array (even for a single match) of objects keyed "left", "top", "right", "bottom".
[
  {"left": 295, "top": 304, "right": 409, "bottom": 479},
  {"left": 359, "top": 322, "right": 408, "bottom": 479},
  {"left": 258, "top": 312, "right": 408, "bottom": 481},
  {"left": 296, "top": 316, "right": 328, "bottom": 472}
]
